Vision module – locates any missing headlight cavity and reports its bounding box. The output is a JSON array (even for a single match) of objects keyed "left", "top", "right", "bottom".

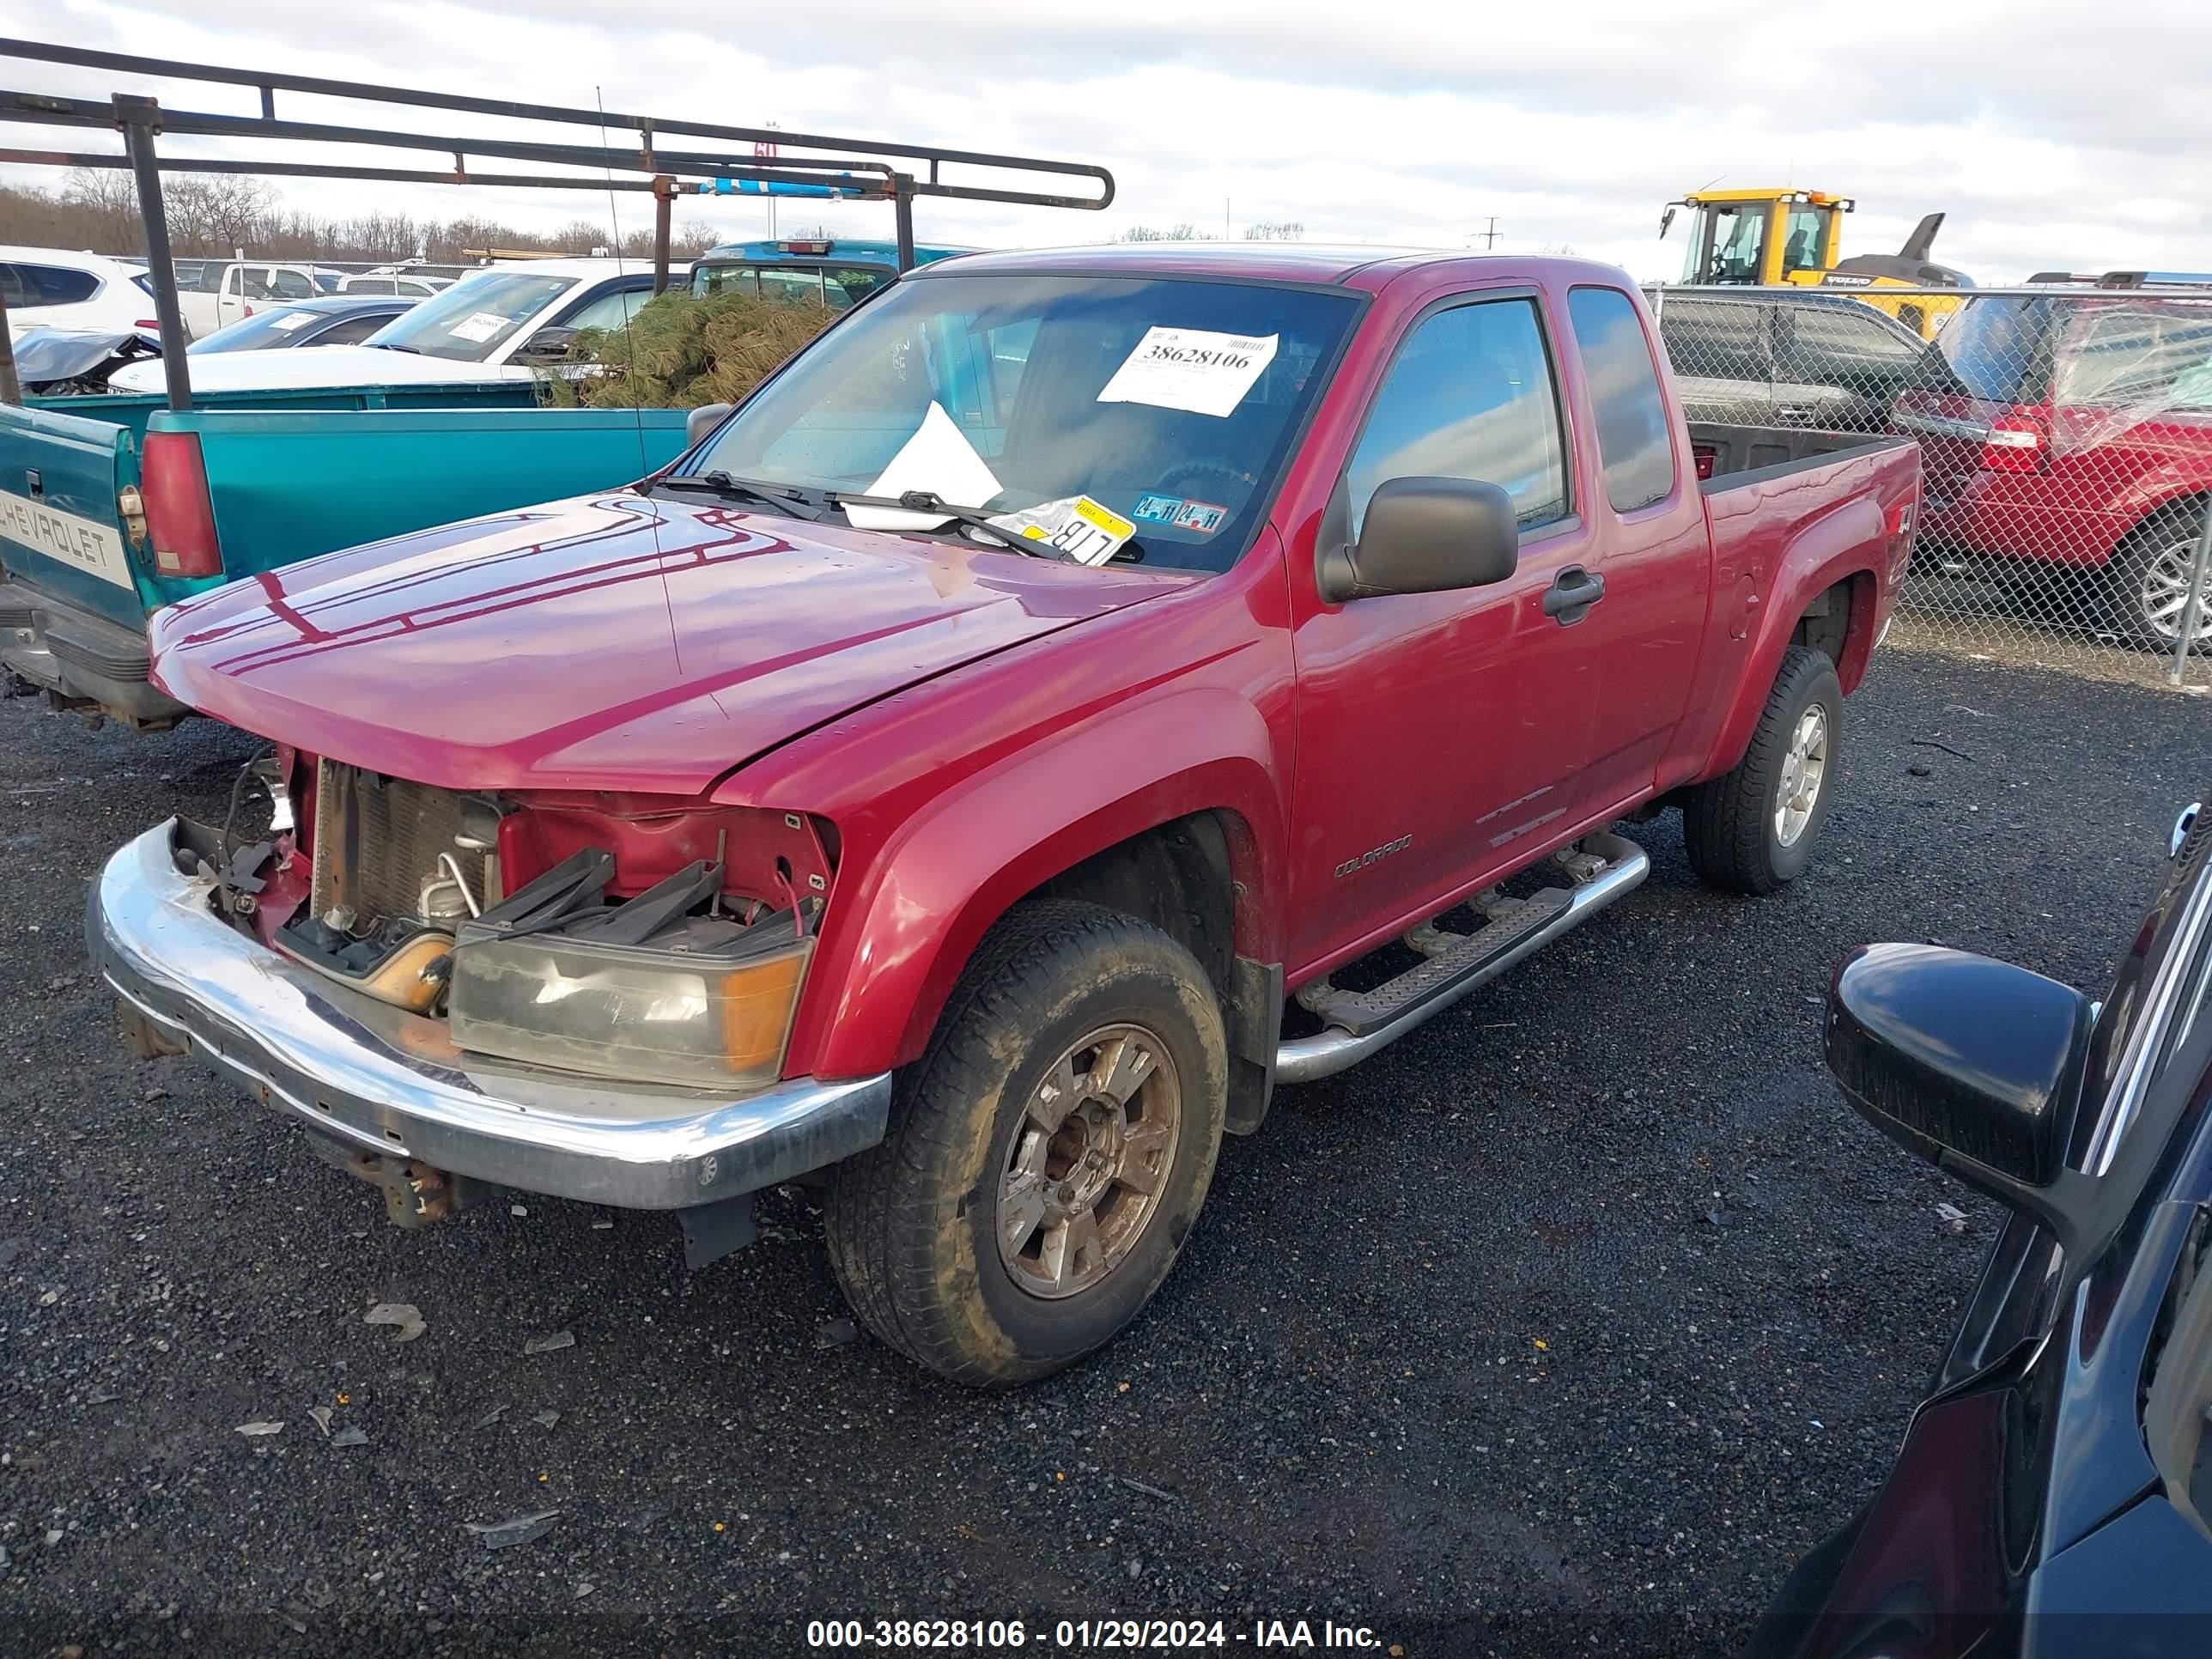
[{"left": 446, "top": 848, "right": 814, "bottom": 1091}]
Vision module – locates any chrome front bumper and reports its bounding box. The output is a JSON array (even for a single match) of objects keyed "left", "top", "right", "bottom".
[{"left": 88, "top": 821, "right": 891, "bottom": 1210}]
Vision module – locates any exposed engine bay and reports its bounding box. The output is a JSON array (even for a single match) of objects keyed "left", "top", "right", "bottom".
[{"left": 198, "top": 755, "right": 833, "bottom": 1091}]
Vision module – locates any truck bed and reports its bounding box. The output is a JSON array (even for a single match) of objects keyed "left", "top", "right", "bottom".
[
  {"left": 0, "top": 387, "right": 690, "bottom": 724},
  {"left": 1688, "top": 422, "right": 1912, "bottom": 491}
]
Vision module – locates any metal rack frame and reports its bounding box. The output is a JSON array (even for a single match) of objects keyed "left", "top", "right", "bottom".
[{"left": 0, "top": 37, "right": 1115, "bottom": 409}]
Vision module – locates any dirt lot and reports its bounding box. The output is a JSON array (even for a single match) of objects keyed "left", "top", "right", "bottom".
[{"left": 3, "top": 646, "right": 2205, "bottom": 1658}]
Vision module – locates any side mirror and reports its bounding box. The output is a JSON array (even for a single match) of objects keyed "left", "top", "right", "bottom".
[
  {"left": 514, "top": 325, "right": 577, "bottom": 364},
  {"left": 1660, "top": 205, "right": 1677, "bottom": 240},
  {"left": 1826, "top": 944, "right": 2095, "bottom": 1224},
  {"left": 686, "top": 402, "right": 736, "bottom": 449},
  {"left": 1318, "top": 476, "right": 1519, "bottom": 604}
]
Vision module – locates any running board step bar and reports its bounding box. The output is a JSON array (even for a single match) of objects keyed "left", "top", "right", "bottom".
[{"left": 1275, "top": 831, "right": 1650, "bottom": 1085}]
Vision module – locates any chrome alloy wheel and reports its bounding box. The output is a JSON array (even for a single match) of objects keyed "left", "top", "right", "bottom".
[
  {"left": 1775, "top": 704, "right": 1831, "bottom": 848},
  {"left": 995, "top": 1025, "right": 1182, "bottom": 1299},
  {"left": 2142, "top": 539, "right": 2212, "bottom": 642}
]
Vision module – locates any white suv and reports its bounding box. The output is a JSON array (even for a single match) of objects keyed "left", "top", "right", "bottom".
[{"left": 1, "top": 246, "right": 163, "bottom": 337}]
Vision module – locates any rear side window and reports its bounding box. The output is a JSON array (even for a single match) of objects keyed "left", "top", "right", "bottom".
[
  {"left": 1659, "top": 298, "right": 1771, "bottom": 384},
  {"left": 1567, "top": 287, "right": 1676, "bottom": 513},
  {"left": 10, "top": 263, "right": 100, "bottom": 306},
  {"left": 1346, "top": 296, "right": 1569, "bottom": 539},
  {"left": 2055, "top": 301, "right": 2212, "bottom": 411}
]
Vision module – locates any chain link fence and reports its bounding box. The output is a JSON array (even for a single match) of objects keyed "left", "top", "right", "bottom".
[{"left": 1650, "top": 282, "right": 2212, "bottom": 689}]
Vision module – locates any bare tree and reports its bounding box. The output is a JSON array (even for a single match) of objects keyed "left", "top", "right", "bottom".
[
  {"left": 0, "top": 176, "right": 721, "bottom": 265},
  {"left": 163, "top": 174, "right": 274, "bottom": 254},
  {"left": 1243, "top": 221, "right": 1305, "bottom": 241},
  {"left": 1118, "top": 222, "right": 1214, "bottom": 243}
]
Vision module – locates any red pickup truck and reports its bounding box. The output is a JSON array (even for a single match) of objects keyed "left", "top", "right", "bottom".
[{"left": 89, "top": 247, "right": 1920, "bottom": 1385}]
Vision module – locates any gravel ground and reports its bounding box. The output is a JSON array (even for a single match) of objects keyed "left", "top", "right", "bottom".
[{"left": 2, "top": 646, "right": 2205, "bottom": 1659}]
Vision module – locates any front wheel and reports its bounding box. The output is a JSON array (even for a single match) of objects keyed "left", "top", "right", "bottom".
[
  {"left": 823, "top": 900, "right": 1227, "bottom": 1388},
  {"left": 1681, "top": 644, "right": 1844, "bottom": 895}
]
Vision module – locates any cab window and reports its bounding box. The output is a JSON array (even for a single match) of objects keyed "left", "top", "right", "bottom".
[
  {"left": 1705, "top": 205, "right": 1770, "bottom": 284},
  {"left": 558, "top": 284, "right": 653, "bottom": 333},
  {"left": 1346, "top": 297, "right": 1569, "bottom": 540},
  {"left": 1566, "top": 287, "right": 1676, "bottom": 514},
  {"left": 1781, "top": 205, "right": 1832, "bottom": 274}
]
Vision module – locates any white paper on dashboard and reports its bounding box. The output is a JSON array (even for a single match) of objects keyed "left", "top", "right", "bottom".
[
  {"left": 1096, "top": 326, "right": 1279, "bottom": 418},
  {"left": 843, "top": 402, "right": 1006, "bottom": 532}
]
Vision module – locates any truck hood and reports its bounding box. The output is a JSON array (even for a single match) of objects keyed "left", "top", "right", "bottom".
[
  {"left": 111, "top": 344, "right": 528, "bottom": 393},
  {"left": 149, "top": 490, "right": 1192, "bottom": 793}
]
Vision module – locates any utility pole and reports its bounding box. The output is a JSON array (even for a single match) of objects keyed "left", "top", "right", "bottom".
[{"left": 1474, "top": 216, "right": 1500, "bottom": 250}]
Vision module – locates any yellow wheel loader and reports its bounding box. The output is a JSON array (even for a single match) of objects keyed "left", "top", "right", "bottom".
[{"left": 1660, "top": 188, "right": 1971, "bottom": 337}]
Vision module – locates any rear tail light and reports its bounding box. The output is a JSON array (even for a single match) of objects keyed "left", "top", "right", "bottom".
[
  {"left": 1692, "top": 443, "right": 1717, "bottom": 482},
  {"left": 133, "top": 318, "right": 159, "bottom": 331},
  {"left": 242, "top": 304, "right": 254, "bottom": 318},
  {"left": 139, "top": 430, "right": 222, "bottom": 578},
  {"left": 1980, "top": 411, "right": 2047, "bottom": 474}
]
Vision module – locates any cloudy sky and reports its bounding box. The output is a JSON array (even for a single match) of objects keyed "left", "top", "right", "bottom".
[{"left": 7, "top": 0, "right": 2209, "bottom": 284}]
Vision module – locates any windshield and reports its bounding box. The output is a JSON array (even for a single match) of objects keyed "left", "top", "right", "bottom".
[
  {"left": 360, "top": 271, "right": 574, "bottom": 361},
  {"left": 687, "top": 272, "right": 1359, "bottom": 574},
  {"left": 188, "top": 306, "right": 324, "bottom": 352}
]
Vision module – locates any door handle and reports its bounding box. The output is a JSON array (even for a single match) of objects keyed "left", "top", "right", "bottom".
[{"left": 1541, "top": 566, "right": 1606, "bottom": 624}]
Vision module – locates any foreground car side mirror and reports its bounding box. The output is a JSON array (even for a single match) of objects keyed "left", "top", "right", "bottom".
[
  {"left": 1318, "top": 476, "right": 1520, "bottom": 604},
  {"left": 685, "top": 402, "right": 736, "bottom": 449},
  {"left": 1826, "top": 943, "right": 2096, "bottom": 1231}
]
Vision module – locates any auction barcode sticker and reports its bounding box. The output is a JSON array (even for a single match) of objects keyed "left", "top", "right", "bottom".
[{"left": 1097, "top": 326, "right": 1279, "bottom": 418}]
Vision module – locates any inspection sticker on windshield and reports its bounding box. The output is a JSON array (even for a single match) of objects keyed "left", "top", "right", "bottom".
[
  {"left": 269, "top": 312, "right": 317, "bottom": 332},
  {"left": 1097, "top": 327, "right": 1279, "bottom": 418},
  {"left": 1171, "top": 500, "right": 1227, "bottom": 535},
  {"left": 449, "top": 311, "right": 510, "bottom": 344},
  {"left": 988, "top": 495, "right": 1136, "bottom": 565}
]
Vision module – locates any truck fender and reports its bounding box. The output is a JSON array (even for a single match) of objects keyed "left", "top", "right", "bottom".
[
  {"left": 1703, "top": 495, "right": 1882, "bottom": 781},
  {"left": 794, "top": 686, "right": 1287, "bottom": 1081}
]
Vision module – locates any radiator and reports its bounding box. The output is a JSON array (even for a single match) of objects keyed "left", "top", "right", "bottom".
[{"left": 309, "top": 759, "right": 490, "bottom": 927}]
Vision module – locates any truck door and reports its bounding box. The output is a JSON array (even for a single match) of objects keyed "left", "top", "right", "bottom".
[{"left": 1282, "top": 287, "right": 1616, "bottom": 964}]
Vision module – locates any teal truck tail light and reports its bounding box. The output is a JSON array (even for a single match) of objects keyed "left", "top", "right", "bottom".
[{"left": 140, "top": 430, "right": 222, "bottom": 578}]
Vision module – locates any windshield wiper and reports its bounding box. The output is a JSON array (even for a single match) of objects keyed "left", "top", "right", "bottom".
[
  {"left": 365, "top": 342, "right": 422, "bottom": 354},
  {"left": 827, "top": 489, "right": 1066, "bottom": 560},
  {"left": 657, "top": 471, "right": 823, "bottom": 520}
]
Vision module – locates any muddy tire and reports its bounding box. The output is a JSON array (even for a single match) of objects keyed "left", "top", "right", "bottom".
[
  {"left": 1681, "top": 645, "right": 1843, "bottom": 896},
  {"left": 2104, "top": 505, "right": 2211, "bottom": 651},
  {"left": 823, "top": 900, "right": 1227, "bottom": 1388}
]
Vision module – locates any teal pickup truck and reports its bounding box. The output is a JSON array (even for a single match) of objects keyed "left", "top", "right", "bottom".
[{"left": 1, "top": 383, "right": 690, "bottom": 726}]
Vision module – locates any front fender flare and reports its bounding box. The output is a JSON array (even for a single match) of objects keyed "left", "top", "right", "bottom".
[{"left": 793, "top": 686, "right": 1287, "bottom": 1080}]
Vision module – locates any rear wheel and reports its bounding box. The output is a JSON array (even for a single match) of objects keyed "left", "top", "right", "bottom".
[
  {"left": 823, "top": 900, "right": 1226, "bottom": 1388},
  {"left": 1682, "top": 645, "right": 1844, "bottom": 895},
  {"left": 2105, "top": 507, "right": 2212, "bottom": 650}
]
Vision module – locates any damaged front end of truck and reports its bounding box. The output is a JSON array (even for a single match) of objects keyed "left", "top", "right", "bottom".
[{"left": 96, "top": 750, "right": 884, "bottom": 1269}]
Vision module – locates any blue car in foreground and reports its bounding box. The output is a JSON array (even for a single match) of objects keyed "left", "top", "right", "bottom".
[{"left": 1749, "top": 801, "right": 2212, "bottom": 1656}]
